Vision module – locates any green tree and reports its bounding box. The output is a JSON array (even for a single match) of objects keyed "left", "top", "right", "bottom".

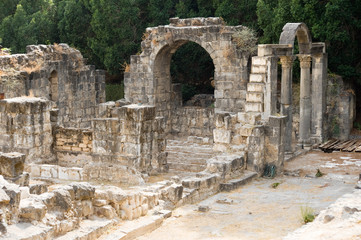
[
  {"left": 88, "top": 0, "right": 142, "bottom": 74},
  {"left": 0, "top": 1, "right": 58, "bottom": 53},
  {"left": 57, "top": 0, "right": 96, "bottom": 64},
  {"left": 0, "top": 0, "right": 19, "bottom": 22},
  {"left": 147, "top": 0, "right": 176, "bottom": 26}
]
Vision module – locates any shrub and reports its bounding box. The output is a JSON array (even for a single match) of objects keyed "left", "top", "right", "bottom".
[{"left": 231, "top": 27, "right": 258, "bottom": 54}]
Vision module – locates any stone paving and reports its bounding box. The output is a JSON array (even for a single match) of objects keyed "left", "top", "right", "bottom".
[{"left": 137, "top": 151, "right": 360, "bottom": 240}]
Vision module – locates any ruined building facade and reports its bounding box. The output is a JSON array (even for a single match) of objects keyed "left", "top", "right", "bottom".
[{"left": 0, "top": 18, "right": 355, "bottom": 238}]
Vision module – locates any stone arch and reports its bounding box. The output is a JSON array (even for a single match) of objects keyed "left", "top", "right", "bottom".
[
  {"left": 48, "top": 70, "right": 58, "bottom": 102},
  {"left": 279, "top": 23, "right": 312, "bottom": 54},
  {"left": 152, "top": 39, "right": 218, "bottom": 115},
  {"left": 124, "top": 17, "right": 255, "bottom": 129}
]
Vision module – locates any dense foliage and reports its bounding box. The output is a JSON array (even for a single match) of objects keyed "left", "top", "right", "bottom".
[{"left": 0, "top": 0, "right": 360, "bottom": 85}]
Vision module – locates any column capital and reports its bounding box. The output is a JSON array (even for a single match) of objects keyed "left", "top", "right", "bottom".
[
  {"left": 279, "top": 55, "right": 295, "bottom": 69},
  {"left": 297, "top": 54, "right": 312, "bottom": 68}
]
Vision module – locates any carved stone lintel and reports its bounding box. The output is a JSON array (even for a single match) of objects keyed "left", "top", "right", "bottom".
[
  {"left": 279, "top": 56, "right": 295, "bottom": 69},
  {"left": 298, "top": 54, "right": 312, "bottom": 68}
]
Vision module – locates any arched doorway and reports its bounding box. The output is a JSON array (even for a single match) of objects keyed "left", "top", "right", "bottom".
[
  {"left": 124, "top": 17, "right": 254, "bottom": 135},
  {"left": 171, "top": 41, "right": 215, "bottom": 107}
]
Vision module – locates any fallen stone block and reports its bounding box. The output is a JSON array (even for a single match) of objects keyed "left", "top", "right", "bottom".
[
  {"left": 95, "top": 205, "right": 117, "bottom": 219},
  {"left": 0, "top": 152, "right": 25, "bottom": 178},
  {"left": 29, "top": 183, "right": 48, "bottom": 195},
  {"left": 81, "top": 200, "right": 94, "bottom": 217},
  {"left": 8, "top": 173, "right": 29, "bottom": 187},
  {"left": 52, "top": 188, "right": 72, "bottom": 212},
  {"left": 19, "top": 198, "right": 46, "bottom": 221},
  {"left": 70, "top": 182, "right": 95, "bottom": 201}
]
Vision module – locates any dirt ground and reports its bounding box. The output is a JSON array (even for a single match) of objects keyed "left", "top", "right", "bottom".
[{"left": 136, "top": 150, "right": 360, "bottom": 240}]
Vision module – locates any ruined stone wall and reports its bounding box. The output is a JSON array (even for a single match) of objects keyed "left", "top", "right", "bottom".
[
  {"left": 0, "top": 44, "right": 106, "bottom": 129},
  {"left": 92, "top": 104, "right": 167, "bottom": 175},
  {"left": 53, "top": 127, "right": 93, "bottom": 168},
  {"left": 213, "top": 112, "right": 266, "bottom": 171},
  {"left": 54, "top": 127, "right": 93, "bottom": 153},
  {"left": 0, "top": 97, "right": 53, "bottom": 164},
  {"left": 326, "top": 74, "right": 356, "bottom": 140},
  {"left": 125, "top": 17, "right": 254, "bottom": 133},
  {"left": 170, "top": 107, "right": 215, "bottom": 137}
]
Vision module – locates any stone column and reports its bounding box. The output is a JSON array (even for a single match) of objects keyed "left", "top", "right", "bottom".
[
  {"left": 298, "top": 54, "right": 312, "bottom": 148},
  {"left": 279, "top": 56, "right": 294, "bottom": 152},
  {"left": 311, "top": 53, "right": 327, "bottom": 142}
]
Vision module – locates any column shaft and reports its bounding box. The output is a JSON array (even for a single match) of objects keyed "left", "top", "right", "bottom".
[
  {"left": 279, "top": 56, "right": 294, "bottom": 152},
  {"left": 311, "top": 53, "right": 327, "bottom": 142},
  {"left": 298, "top": 54, "right": 312, "bottom": 147}
]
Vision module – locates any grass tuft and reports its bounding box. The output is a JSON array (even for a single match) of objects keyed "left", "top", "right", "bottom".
[{"left": 300, "top": 206, "right": 315, "bottom": 224}]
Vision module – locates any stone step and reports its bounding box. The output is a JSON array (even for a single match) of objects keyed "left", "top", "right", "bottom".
[
  {"left": 168, "top": 152, "right": 213, "bottom": 161},
  {"left": 167, "top": 157, "right": 208, "bottom": 165},
  {"left": 251, "top": 65, "right": 267, "bottom": 74},
  {"left": 55, "top": 218, "right": 116, "bottom": 240},
  {"left": 167, "top": 162, "right": 207, "bottom": 172},
  {"left": 246, "top": 92, "right": 264, "bottom": 103},
  {"left": 249, "top": 73, "right": 265, "bottom": 83},
  {"left": 166, "top": 145, "right": 213, "bottom": 152},
  {"left": 98, "top": 211, "right": 171, "bottom": 240},
  {"left": 245, "top": 102, "right": 263, "bottom": 112},
  {"left": 247, "top": 82, "right": 264, "bottom": 92},
  {"left": 167, "top": 141, "right": 213, "bottom": 147},
  {"left": 166, "top": 148, "right": 214, "bottom": 154},
  {"left": 220, "top": 171, "right": 258, "bottom": 192}
]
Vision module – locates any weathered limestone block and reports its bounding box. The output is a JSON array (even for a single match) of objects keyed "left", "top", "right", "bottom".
[
  {"left": 245, "top": 102, "right": 263, "bottom": 112},
  {"left": 80, "top": 200, "right": 93, "bottom": 217},
  {"left": 95, "top": 205, "right": 117, "bottom": 219},
  {"left": 19, "top": 198, "right": 46, "bottom": 221},
  {"left": 0, "top": 152, "right": 25, "bottom": 178},
  {"left": 40, "top": 165, "right": 58, "bottom": 178},
  {"left": 96, "top": 102, "right": 116, "bottom": 118},
  {"left": 264, "top": 115, "right": 286, "bottom": 174},
  {"left": 0, "top": 176, "right": 21, "bottom": 223},
  {"left": 51, "top": 188, "right": 72, "bottom": 212},
  {"left": 205, "top": 153, "right": 245, "bottom": 178},
  {"left": 237, "top": 112, "right": 261, "bottom": 125},
  {"left": 249, "top": 73, "right": 265, "bottom": 82},
  {"left": 213, "top": 129, "right": 231, "bottom": 144},
  {"left": 58, "top": 167, "right": 83, "bottom": 181},
  {"left": 125, "top": 104, "right": 156, "bottom": 122},
  {"left": 10, "top": 173, "right": 29, "bottom": 187},
  {"left": 160, "top": 184, "right": 183, "bottom": 204},
  {"left": 93, "top": 199, "right": 107, "bottom": 207},
  {"left": 29, "top": 183, "right": 48, "bottom": 195},
  {"left": 70, "top": 182, "right": 95, "bottom": 201}
]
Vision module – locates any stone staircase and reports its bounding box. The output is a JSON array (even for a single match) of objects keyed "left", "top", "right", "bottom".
[
  {"left": 166, "top": 137, "right": 215, "bottom": 173},
  {"left": 245, "top": 56, "right": 267, "bottom": 113}
]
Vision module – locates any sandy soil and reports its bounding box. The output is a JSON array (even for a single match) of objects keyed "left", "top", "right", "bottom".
[{"left": 136, "top": 150, "right": 360, "bottom": 240}]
